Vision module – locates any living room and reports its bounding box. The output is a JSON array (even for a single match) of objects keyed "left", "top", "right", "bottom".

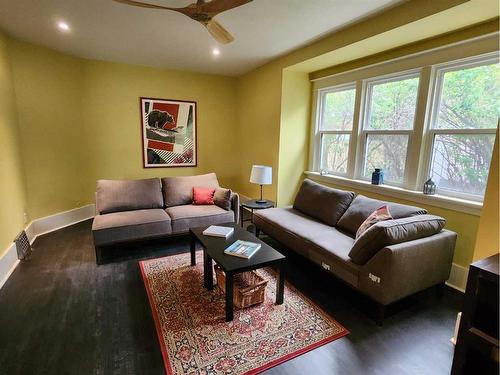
[{"left": 0, "top": 0, "right": 498, "bottom": 374}]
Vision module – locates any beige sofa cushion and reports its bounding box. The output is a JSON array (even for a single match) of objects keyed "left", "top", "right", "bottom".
[
  {"left": 293, "top": 179, "right": 355, "bottom": 226},
  {"left": 337, "top": 195, "right": 427, "bottom": 235},
  {"left": 96, "top": 178, "right": 163, "bottom": 214},
  {"left": 165, "top": 205, "right": 234, "bottom": 234},
  {"left": 253, "top": 207, "right": 359, "bottom": 286},
  {"left": 92, "top": 209, "right": 171, "bottom": 246},
  {"left": 349, "top": 214, "right": 446, "bottom": 265},
  {"left": 161, "top": 173, "right": 220, "bottom": 207}
]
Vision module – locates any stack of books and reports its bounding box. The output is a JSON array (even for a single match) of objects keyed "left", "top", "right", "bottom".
[
  {"left": 224, "top": 240, "right": 261, "bottom": 259},
  {"left": 202, "top": 225, "right": 234, "bottom": 239}
]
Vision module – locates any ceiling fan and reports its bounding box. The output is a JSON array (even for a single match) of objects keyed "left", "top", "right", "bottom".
[{"left": 113, "top": 0, "right": 253, "bottom": 44}]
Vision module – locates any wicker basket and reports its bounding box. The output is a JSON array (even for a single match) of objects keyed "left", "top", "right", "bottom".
[{"left": 214, "top": 264, "right": 268, "bottom": 309}]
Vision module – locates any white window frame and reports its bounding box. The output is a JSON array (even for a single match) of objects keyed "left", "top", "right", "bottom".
[
  {"left": 314, "top": 82, "right": 357, "bottom": 177},
  {"left": 357, "top": 70, "right": 422, "bottom": 187},
  {"left": 423, "top": 53, "right": 499, "bottom": 201},
  {"left": 311, "top": 52, "right": 499, "bottom": 204}
]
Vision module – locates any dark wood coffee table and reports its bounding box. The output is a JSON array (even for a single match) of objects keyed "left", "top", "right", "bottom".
[{"left": 189, "top": 223, "right": 286, "bottom": 322}]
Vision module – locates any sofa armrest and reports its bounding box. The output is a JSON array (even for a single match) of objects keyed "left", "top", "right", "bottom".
[
  {"left": 358, "top": 229, "right": 457, "bottom": 305},
  {"left": 230, "top": 192, "right": 240, "bottom": 224}
]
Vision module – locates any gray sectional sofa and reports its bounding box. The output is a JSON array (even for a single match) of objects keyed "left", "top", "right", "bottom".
[
  {"left": 253, "top": 179, "right": 457, "bottom": 319},
  {"left": 92, "top": 173, "right": 239, "bottom": 264}
]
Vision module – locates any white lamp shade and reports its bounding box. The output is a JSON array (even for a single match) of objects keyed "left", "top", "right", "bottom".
[{"left": 250, "top": 165, "right": 272, "bottom": 185}]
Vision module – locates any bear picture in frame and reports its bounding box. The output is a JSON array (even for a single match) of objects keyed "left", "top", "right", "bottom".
[{"left": 140, "top": 97, "right": 197, "bottom": 168}]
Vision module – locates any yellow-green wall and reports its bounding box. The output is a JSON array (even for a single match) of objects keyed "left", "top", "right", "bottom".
[
  {"left": 235, "top": 61, "right": 282, "bottom": 199},
  {"left": 81, "top": 59, "right": 238, "bottom": 205},
  {"left": 277, "top": 70, "right": 311, "bottom": 206},
  {"left": 0, "top": 32, "right": 27, "bottom": 256},
  {"left": 473, "top": 129, "right": 499, "bottom": 261},
  {"left": 8, "top": 39, "right": 87, "bottom": 220},
  {"left": 6, "top": 39, "right": 238, "bottom": 220}
]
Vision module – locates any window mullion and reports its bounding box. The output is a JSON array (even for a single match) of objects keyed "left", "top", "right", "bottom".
[
  {"left": 347, "top": 81, "right": 363, "bottom": 179},
  {"left": 353, "top": 81, "right": 370, "bottom": 179},
  {"left": 362, "top": 129, "right": 413, "bottom": 135},
  {"left": 408, "top": 66, "right": 432, "bottom": 190},
  {"left": 319, "top": 130, "right": 352, "bottom": 135},
  {"left": 310, "top": 89, "right": 322, "bottom": 171},
  {"left": 431, "top": 128, "right": 497, "bottom": 135}
]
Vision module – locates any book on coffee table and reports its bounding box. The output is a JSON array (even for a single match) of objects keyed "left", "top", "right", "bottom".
[
  {"left": 202, "top": 225, "right": 234, "bottom": 239},
  {"left": 224, "top": 240, "right": 261, "bottom": 259}
]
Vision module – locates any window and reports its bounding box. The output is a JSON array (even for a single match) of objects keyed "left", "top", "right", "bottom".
[
  {"left": 360, "top": 73, "right": 420, "bottom": 184},
  {"left": 316, "top": 84, "right": 356, "bottom": 175},
  {"left": 312, "top": 52, "right": 499, "bottom": 203},
  {"left": 427, "top": 57, "right": 499, "bottom": 199}
]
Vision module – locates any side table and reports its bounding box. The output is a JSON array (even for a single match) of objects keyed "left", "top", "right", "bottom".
[{"left": 240, "top": 199, "right": 275, "bottom": 228}]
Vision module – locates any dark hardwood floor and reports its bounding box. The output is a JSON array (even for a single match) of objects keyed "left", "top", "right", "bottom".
[{"left": 0, "top": 219, "right": 462, "bottom": 375}]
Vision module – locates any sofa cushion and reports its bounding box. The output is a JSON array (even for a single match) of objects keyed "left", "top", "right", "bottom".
[
  {"left": 337, "top": 195, "right": 427, "bottom": 235},
  {"left": 348, "top": 214, "right": 446, "bottom": 265},
  {"left": 96, "top": 178, "right": 163, "bottom": 214},
  {"left": 214, "top": 188, "right": 232, "bottom": 211},
  {"left": 293, "top": 179, "right": 355, "bottom": 226},
  {"left": 161, "top": 173, "right": 220, "bottom": 207},
  {"left": 253, "top": 207, "right": 360, "bottom": 286},
  {"left": 92, "top": 209, "right": 171, "bottom": 246},
  {"left": 165, "top": 205, "right": 234, "bottom": 234}
]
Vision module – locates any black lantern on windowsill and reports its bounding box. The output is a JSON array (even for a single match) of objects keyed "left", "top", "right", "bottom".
[{"left": 423, "top": 178, "right": 436, "bottom": 195}]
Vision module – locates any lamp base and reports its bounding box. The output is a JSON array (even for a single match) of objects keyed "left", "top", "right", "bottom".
[{"left": 255, "top": 199, "right": 268, "bottom": 204}]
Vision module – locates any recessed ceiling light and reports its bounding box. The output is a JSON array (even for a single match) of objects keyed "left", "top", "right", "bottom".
[
  {"left": 212, "top": 48, "right": 220, "bottom": 56},
  {"left": 57, "top": 21, "right": 70, "bottom": 32}
]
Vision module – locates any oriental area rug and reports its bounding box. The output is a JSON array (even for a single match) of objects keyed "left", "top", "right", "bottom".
[{"left": 139, "top": 252, "right": 348, "bottom": 375}]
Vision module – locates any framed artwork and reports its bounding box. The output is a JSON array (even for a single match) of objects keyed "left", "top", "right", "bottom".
[{"left": 140, "top": 97, "right": 197, "bottom": 168}]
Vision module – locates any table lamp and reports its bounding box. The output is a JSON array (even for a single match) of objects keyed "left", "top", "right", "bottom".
[{"left": 250, "top": 165, "right": 272, "bottom": 204}]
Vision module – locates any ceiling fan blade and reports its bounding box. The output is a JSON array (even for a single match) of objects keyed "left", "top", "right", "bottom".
[
  {"left": 205, "top": 19, "right": 234, "bottom": 44},
  {"left": 198, "top": 0, "right": 253, "bottom": 16},
  {"left": 112, "top": 0, "right": 240, "bottom": 43},
  {"left": 112, "top": 0, "right": 178, "bottom": 12}
]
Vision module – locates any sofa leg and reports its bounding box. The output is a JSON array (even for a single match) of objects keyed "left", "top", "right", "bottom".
[
  {"left": 375, "top": 303, "right": 386, "bottom": 326},
  {"left": 95, "top": 246, "right": 103, "bottom": 265},
  {"left": 255, "top": 227, "right": 261, "bottom": 238}
]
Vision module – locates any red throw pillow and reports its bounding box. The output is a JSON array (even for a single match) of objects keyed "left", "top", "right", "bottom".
[
  {"left": 193, "top": 187, "right": 216, "bottom": 205},
  {"left": 355, "top": 205, "right": 392, "bottom": 239}
]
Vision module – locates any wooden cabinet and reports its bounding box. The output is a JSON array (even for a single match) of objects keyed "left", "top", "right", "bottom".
[{"left": 451, "top": 253, "right": 499, "bottom": 375}]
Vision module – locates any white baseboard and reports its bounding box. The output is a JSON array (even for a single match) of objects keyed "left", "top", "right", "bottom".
[
  {"left": 0, "top": 243, "right": 20, "bottom": 290},
  {"left": 0, "top": 204, "right": 95, "bottom": 289},
  {"left": 450, "top": 312, "right": 462, "bottom": 345},
  {"left": 27, "top": 204, "right": 95, "bottom": 244},
  {"left": 446, "top": 263, "right": 469, "bottom": 292}
]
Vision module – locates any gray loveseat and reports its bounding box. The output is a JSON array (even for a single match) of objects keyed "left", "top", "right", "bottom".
[
  {"left": 92, "top": 173, "right": 239, "bottom": 264},
  {"left": 253, "top": 179, "right": 456, "bottom": 320}
]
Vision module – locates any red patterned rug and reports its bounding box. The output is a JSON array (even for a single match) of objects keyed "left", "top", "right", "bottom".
[{"left": 139, "top": 252, "right": 348, "bottom": 375}]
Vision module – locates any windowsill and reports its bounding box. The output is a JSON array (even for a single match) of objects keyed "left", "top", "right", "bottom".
[{"left": 305, "top": 171, "right": 483, "bottom": 216}]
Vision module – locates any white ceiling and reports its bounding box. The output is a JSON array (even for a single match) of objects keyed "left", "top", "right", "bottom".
[{"left": 0, "top": 0, "right": 402, "bottom": 76}]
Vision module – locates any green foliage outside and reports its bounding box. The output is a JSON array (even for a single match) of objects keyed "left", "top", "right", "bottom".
[
  {"left": 432, "top": 63, "right": 499, "bottom": 195},
  {"left": 320, "top": 89, "right": 354, "bottom": 173},
  {"left": 319, "top": 63, "right": 499, "bottom": 195}
]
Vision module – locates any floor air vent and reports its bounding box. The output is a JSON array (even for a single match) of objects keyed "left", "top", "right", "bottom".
[{"left": 14, "top": 230, "right": 32, "bottom": 260}]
